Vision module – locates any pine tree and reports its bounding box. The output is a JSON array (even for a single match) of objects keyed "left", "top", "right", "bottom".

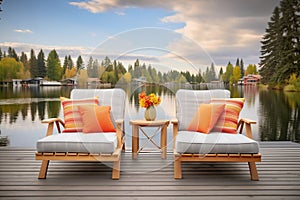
[
  {"left": 0, "top": 48, "right": 2, "bottom": 61},
  {"left": 219, "top": 67, "right": 224, "bottom": 80},
  {"left": 222, "top": 62, "right": 234, "bottom": 84},
  {"left": 29, "top": 49, "right": 38, "bottom": 78},
  {"left": 76, "top": 55, "right": 84, "bottom": 71},
  {"left": 235, "top": 58, "right": 240, "bottom": 67},
  {"left": 260, "top": 6, "right": 281, "bottom": 83},
  {"left": 37, "top": 49, "right": 46, "bottom": 78},
  {"left": 63, "top": 56, "right": 68, "bottom": 75},
  {"left": 67, "top": 55, "right": 73, "bottom": 70},
  {"left": 210, "top": 63, "right": 217, "bottom": 81},
  {"left": 47, "top": 49, "right": 62, "bottom": 81},
  {"left": 92, "top": 59, "right": 99, "bottom": 78},
  {"left": 7, "top": 47, "right": 19, "bottom": 61},
  {"left": 240, "top": 59, "right": 245, "bottom": 77},
  {"left": 275, "top": 0, "right": 300, "bottom": 82},
  {"left": 20, "top": 52, "right": 30, "bottom": 77},
  {"left": 260, "top": 0, "right": 300, "bottom": 84},
  {"left": 87, "top": 56, "right": 93, "bottom": 78}
]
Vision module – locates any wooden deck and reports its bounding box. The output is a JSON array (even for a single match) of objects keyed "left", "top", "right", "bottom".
[{"left": 0, "top": 142, "right": 300, "bottom": 199}]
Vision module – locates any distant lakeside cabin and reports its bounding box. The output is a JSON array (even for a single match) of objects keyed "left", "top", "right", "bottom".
[{"left": 238, "top": 74, "right": 261, "bottom": 85}]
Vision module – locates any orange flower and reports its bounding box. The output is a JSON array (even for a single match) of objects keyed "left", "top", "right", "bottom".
[{"left": 138, "top": 92, "right": 161, "bottom": 108}]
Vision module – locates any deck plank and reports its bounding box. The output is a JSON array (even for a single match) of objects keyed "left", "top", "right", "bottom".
[{"left": 0, "top": 142, "right": 300, "bottom": 199}]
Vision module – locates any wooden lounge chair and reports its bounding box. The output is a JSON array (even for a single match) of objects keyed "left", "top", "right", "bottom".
[
  {"left": 36, "top": 88, "right": 125, "bottom": 179},
  {"left": 172, "top": 89, "right": 261, "bottom": 180}
]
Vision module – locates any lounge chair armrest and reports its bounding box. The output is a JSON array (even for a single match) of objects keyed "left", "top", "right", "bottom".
[
  {"left": 171, "top": 119, "right": 179, "bottom": 149},
  {"left": 42, "top": 118, "right": 65, "bottom": 136},
  {"left": 171, "top": 119, "right": 178, "bottom": 125},
  {"left": 238, "top": 118, "right": 257, "bottom": 139},
  {"left": 171, "top": 119, "right": 178, "bottom": 137},
  {"left": 42, "top": 118, "right": 65, "bottom": 125},
  {"left": 115, "top": 119, "right": 124, "bottom": 148},
  {"left": 240, "top": 118, "right": 256, "bottom": 124},
  {"left": 115, "top": 119, "right": 124, "bottom": 125}
]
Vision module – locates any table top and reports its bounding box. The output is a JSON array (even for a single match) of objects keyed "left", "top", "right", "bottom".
[{"left": 129, "top": 119, "right": 170, "bottom": 127}]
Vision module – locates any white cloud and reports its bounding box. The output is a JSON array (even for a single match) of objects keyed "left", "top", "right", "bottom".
[
  {"left": 115, "top": 11, "right": 125, "bottom": 16},
  {"left": 69, "top": 0, "right": 279, "bottom": 66},
  {"left": 14, "top": 29, "right": 33, "bottom": 33},
  {"left": 69, "top": 0, "right": 127, "bottom": 13}
]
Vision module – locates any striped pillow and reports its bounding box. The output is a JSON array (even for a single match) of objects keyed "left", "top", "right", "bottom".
[
  {"left": 211, "top": 98, "right": 245, "bottom": 133},
  {"left": 60, "top": 97, "right": 99, "bottom": 133}
]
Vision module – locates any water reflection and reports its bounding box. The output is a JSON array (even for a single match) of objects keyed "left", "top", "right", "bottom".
[
  {"left": 259, "top": 89, "right": 300, "bottom": 142},
  {"left": 0, "top": 86, "right": 73, "bottom": 124},
  {"left": 0, "top": 84, "right": 299, "bottom": 147}
]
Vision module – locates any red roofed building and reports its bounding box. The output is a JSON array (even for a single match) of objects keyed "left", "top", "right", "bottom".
[{"left": 238, "top": 74, "right": 261, "bottom": 85}]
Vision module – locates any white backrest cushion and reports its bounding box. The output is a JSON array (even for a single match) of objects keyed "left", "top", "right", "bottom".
[
  {"left": 175, "top": 89, "right": 230, "bottom": 130},
  {"left": 70, "top": 88, "right": 126, "bottom": 121}
]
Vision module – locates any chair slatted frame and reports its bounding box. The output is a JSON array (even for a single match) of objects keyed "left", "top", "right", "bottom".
[
  {"left": 36, "top": 89, "right": 125, "bottom": 180},
  {"left": 172, "top": 118, "right": 261, "bottom": 181}
]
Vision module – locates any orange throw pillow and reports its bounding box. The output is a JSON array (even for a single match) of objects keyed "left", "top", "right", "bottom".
[
  {"left": 78, "top": 105, "right": 116, "bottom": 133},
  {"left": 60, "top": 97, "right": 99, "bottom": 133},
  {"left": 211, "top": 98, "right": 245, "bottom": 133},
  {"left": 187, "top": 103, "right": 225, "bottom": 133}
]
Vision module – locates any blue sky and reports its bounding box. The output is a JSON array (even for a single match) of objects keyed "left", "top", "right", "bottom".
[{"left": 0, "top": 0, "right": 280, "bottom": 72}]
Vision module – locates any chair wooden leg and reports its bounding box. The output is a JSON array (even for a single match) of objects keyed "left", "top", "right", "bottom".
[
  {"left": 248, "top": 162, "right": 259, "bottom": 181},
  {"left": 38, "top": 160, "right": 49, "bottom": 179},
  {"left": 112, "top": 160, "right": 120, "bottom": 180},
  {"left": 122, "top": 143, "right": 125, "bottom": 152},
  {"left": 174, "top": 159, "right": 182, "bottom": 179}
]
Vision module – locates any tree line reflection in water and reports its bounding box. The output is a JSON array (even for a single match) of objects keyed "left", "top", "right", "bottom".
[{"left": 0, "top": 84, "right": 299, "bottom": 142}]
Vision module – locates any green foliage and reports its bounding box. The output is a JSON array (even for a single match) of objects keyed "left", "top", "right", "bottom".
[
  {"left": 20, "top": 52, "right": 30, "bottom": 77},
  {"left": 203, "top": 63, "right": 217, "bottom": 83},
  {"left": 245, "top": 64, "right": 258, "bottom": 75},
  {"left": 284, "top": 73, "right": 300, "bottom": 91},
  {"left": 0, "top": 48, "right": 3, "bottom": 61},
  {"left": 0, "top": 57, "right": 25, "bottom": 81},
  {"left": 240, "top": 59, "right": 245, "bottom": 77},
  {"left": 260, "top": 0, "right": 300, "bottom": 84},
  {"left": 78, "top": 69, "right": 88, "bottom": 87},
  {"left": 219, "top": 67, "right": 223, "bottom": 81},
  {"left": 46, "top": 49, "right": 62, "bottom": 81},
  {"left": 67, "top": 55, "right": 73, "bottom": 70},
  {"left": 7, "top": 47, "right": 19, "bottom": 61},
  {"left": 232, "top": 66, "right": 242, "bottom": 84},
  {"left": 37, "top": 50, "right": 46, "bottom": 78},
  {"left": 63, "top": 55, "right": 74, "bottom": 76},
  {"left": 29, "top": 49, "right": 39, "bottom": 78},
  {"left": 76, "top": 55, "right": 84, "bottom": 71},
  {"left": 222, "top": 62, "right": 234, "bottom": 83},
  {"left": 63, "top": 56, "right": 68, "bottom": 75}
]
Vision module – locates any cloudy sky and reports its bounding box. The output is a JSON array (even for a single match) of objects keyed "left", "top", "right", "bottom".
[{"left": 0, "top": 0, "right": 280, "bottom": 72}]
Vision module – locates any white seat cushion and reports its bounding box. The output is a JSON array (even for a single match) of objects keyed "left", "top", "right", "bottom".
[
  {"left": 176, "top": 131, "right": 259, "bottom": 154},
  {"left": 37, "top": 133, "right": 117, "bottom": 154}
]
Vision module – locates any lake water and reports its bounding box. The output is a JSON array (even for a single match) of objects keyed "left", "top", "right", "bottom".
[{"left": 0, "top": 84, "right": 299, "bottom": 149}]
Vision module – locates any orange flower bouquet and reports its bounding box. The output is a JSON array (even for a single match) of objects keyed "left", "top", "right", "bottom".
[
  {"left": 138, "top": 92, "right": 161, "bottom": 121},
  {"left": 138, "top": 92, "right": 161, "bottom": 108}
]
